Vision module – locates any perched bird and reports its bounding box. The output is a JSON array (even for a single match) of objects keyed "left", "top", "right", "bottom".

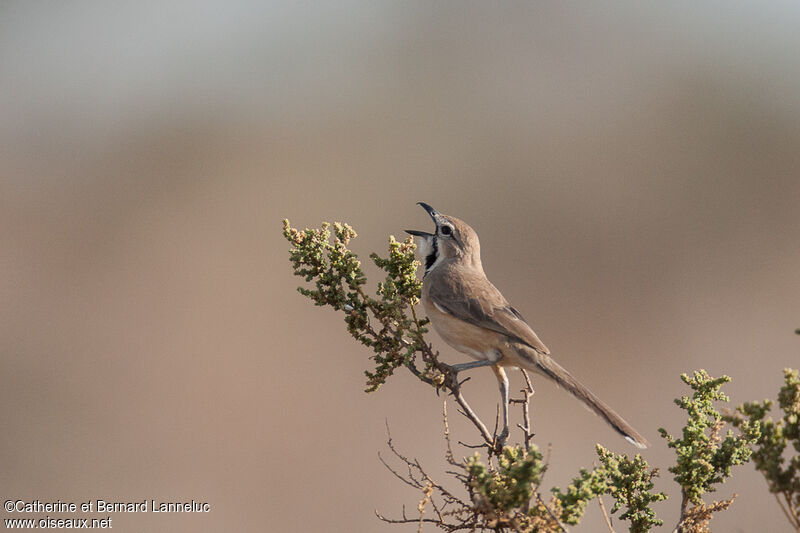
[{"left": 406, "top": 202, "right": 648, "bottom": 448}]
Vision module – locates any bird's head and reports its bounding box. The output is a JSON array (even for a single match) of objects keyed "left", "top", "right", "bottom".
[{"left": 405, "top": 202, "right": 481, "bottom": 275}]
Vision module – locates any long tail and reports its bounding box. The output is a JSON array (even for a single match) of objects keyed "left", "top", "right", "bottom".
[{"left": 514, "top": 346, "right": 650, "bottom": 449}]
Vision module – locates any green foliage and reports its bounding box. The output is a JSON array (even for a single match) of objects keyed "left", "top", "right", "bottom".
[
  {"left": 727, "top": 368, "right": 800, "bottom": 529},
  {"left": 283, "top": 220, "right": 428, "bottom": 392},
  {"left": 461, "top": 443, "right": 666, "bottom": 532},
  {"left": 551, "top": 464, "right": 606, "bottom": 525},
  {"left": 283, "top": 220, "right": 364, "bottom": 309},
  {"left": 550, "top": 446, "right": 665, "bottom": 532},
  {"left": 468, "top": 445, "right": 545, "bottom": 512},
  {"left": 284, "top": 220, "right": 773, "bottom": 532},
  {"left": 658, "top": 370, "right": 758, "bottom": 507},
  {"left": 596, "top": 445, "right": 667, "bottom": 533}
]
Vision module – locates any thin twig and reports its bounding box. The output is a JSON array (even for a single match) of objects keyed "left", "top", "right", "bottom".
[
  {"left": 378, "top": 417, "right": 479, "bottom": 531},
  {"left": 417, "top": 483, "right": 433, "bottom": 533},
  {"left": 774, "top": 493, "right": 796, "bottom": 529},
  {"left": 534, "top": 492, "right": 569, "bottom": 533},
  {"left": 442, "top": 400, "right": 475, "bottom": 471},
  {"left": 457, "top": 440, "right": 490, "bottom": 450},
  {"left": 379, "top": 451, "right": 422, "bottom": 489},
  {"left": 673, "top": 489, "right": 690, "bottom": 533},
  {"left": 777, "top": 491, "right": 800, "bottom": 530},
  {"left": 453, "top": 386, "right": 495, "bottom": 446},
  {"left": 597, "top": 495, "right": 616, "bottom": 533},
  {"left": 409, "top": 305, "right": 498, "bottom": 451},
  {"left": 375, "top": 510, "right": 466, "bottom": 529},
  {"left": 786, "top": 491, "right": 800, "bottom": 529},
  {"left": 519, "top": 369, "right": 535, "bottom": 448}
]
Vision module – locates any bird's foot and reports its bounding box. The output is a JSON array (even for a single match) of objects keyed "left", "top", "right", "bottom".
[
  {"left": 441, "top": 365, "right": 458, "bottom": 391},
  {"left": 441, "top": 364, "right": 471, "bottom": 391},
  {"left": 442, "top": 361, "right": 491, "bottom": 391}
]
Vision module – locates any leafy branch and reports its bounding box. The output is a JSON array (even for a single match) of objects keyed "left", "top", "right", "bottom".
[
  {"left": 377, "top": 401, "right": 665, "bottom": 533},
  {"left": 658, "top": 370, "right": 759, "bottom": 532},
  {"left": 727, "top": 368, "right": 800, "bottom": 531},
  {"left": 283, "top": 219, "right": 500, "bottom": 449},
  {"left": 282, "top": 219, "right": 786, "bottom": 532}
]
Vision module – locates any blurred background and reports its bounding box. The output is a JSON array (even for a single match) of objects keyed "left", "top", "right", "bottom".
[{"left": 2, "top": 2, "right": 799, "bottom": 531}]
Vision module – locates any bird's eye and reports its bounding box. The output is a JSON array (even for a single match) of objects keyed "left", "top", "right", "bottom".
[{"left": 440, "top": 226, "right": 452, "bottom": 236}]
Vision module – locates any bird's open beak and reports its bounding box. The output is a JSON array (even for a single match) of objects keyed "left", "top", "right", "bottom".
[
  {"left": 404, "top": 202, "right": 440, "bottom": 238},
  {"left": 417, "top": 202, "right": 440, "bottom": 219}
]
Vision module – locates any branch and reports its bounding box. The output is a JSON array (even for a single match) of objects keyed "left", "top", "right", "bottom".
[
  {"left": 597, "top": 496, "right": 615, "bottom": 533},
  {"left": 512, "top": 369, "right": 535, "bottom": 449},
  {"left": 534, "top": 492, "right": 569, "bottom": 533},
  {"left": 408, "top": 308, "right": 498, "bottom": 451},
  {"left": 774, "top": 493, "right": 796, "bottom": 530}
]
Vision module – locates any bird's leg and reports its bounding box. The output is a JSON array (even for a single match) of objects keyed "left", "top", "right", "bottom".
[
  {"left": 448, "top": 359, "right": 495, "bottom": 373},
  {"left": 492, "top": 366, "right": 510, "bottom": 446},
  {"left": 443, "top": 360, "right": 494, "bottom": 394},
  {"left": 442, "top": 360, "right": 494, "bottom": 390}
]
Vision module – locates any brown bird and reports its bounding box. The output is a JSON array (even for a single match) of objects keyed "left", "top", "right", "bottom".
[{"left": 406, "top": 202, "right": 648, "bottom": 448}]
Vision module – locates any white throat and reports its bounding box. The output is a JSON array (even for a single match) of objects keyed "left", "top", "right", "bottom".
[{"left": 414, "top": 236, "right": 445, "bottom": 276}]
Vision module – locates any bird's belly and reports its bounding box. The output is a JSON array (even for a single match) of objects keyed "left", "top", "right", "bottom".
[{"left": 425, "top": 302, "right": 500, "bottom": 362}]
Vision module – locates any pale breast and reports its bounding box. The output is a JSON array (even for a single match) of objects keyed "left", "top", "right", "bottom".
[{"left": 423, "top": 291, "right": 501, "bottom": 362}]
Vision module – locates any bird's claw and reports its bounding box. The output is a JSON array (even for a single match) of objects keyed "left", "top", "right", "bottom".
[{"left": 443, "top": 366, "right": 460, "bottom": 391}]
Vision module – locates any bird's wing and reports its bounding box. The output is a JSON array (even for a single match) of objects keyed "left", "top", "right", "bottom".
[{"left": 428, "top": 269, "right": 550, "bottom": 355}]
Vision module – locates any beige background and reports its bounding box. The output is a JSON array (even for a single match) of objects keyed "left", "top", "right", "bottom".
[{"left": 2, "top": 2, "right": 799, "bottom": 532}]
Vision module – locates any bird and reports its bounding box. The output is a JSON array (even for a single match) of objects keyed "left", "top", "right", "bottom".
[{"left": 405, "top": 202, "right": 649, "bottom": 449}]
